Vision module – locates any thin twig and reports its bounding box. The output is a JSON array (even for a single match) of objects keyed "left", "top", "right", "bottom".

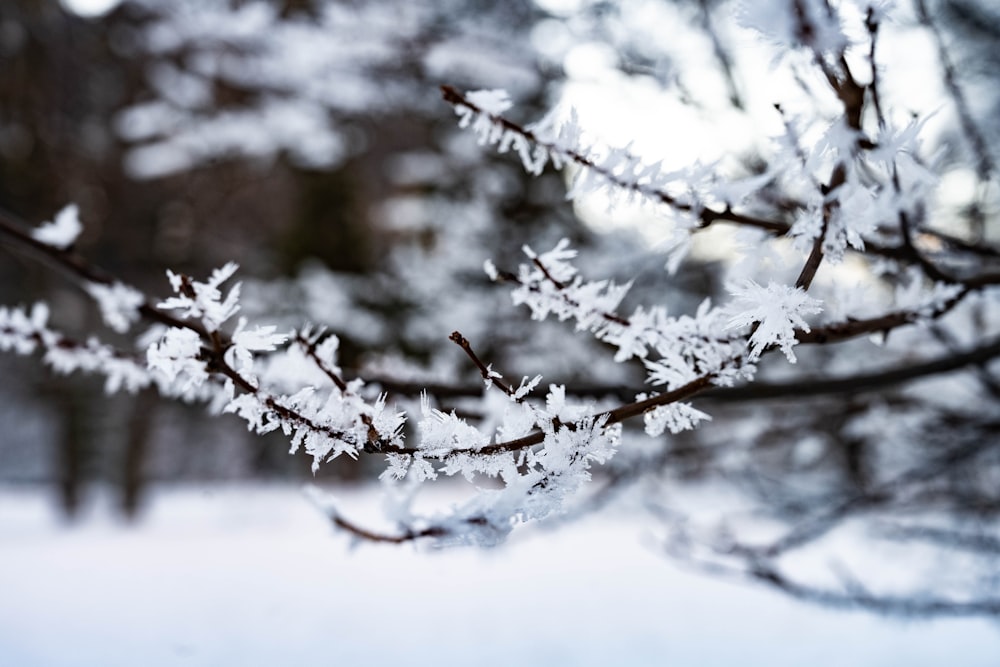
[
  {"left": 294, "top": 331, "right": 349, "bottom": 393},
  {"left": 449, "top": 330, "right": 516, "bottom": 397},
  {"left": 915, "top": 0, "right": 995, "bottom": 181},
  {"left": 330, "top": 513, "right": 448, "bottom": 544},
  {"left": 369, "top": 333, "right": 1000, "bottom": 403}
]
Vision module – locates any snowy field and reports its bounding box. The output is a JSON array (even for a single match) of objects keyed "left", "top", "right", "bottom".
[{"left": 1, "top": 484, "right": 998, "bottom": 667}]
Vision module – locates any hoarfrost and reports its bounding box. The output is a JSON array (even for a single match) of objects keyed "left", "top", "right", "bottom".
[
  {"left": 32, "top": 204, "right": 82, "bottom": 250},
  {"left": 726, "top": 280, "right": 823, "bottom": 362}
]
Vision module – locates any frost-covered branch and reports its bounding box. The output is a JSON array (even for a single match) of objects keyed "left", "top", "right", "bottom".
[
  {"left": 0, "top": 205, "right": 208, "bottom": 337},
  {"left": 440, "top": 85, "right": 788, "bottom": 235},
  {"left": 0, "top": 303, "right": 152, "bottom": 395},
  {"left": 367, "top": 333, "right": 1000, "bottom": 404}
]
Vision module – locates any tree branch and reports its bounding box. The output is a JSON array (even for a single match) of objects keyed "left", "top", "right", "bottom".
[{"left": 441, "top": 85, "right": 789, "bottom": 235}]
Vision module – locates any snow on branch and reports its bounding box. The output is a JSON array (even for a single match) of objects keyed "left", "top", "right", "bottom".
[
  {"left": 31, "top": 204, "right": 83, "bottom": 250},
  {"left": 145, "top": 264, "right": 409, "bottom": 470},
  {"left": 0, "top": 302, "right": 151, "bottom": 395},
  {"left": 442, "top": 85, "right": 787, "bottom": 237},
  {"left": 85, "top": 282, "right": 146, "bottom": 334},
  {"left": 159, "top": 262, "right": 242, "bottom": 333},
  {"left": 0, "top": 220, "right": 694, "bottom": 542},
  {"left": 726, "top": 280, "right": 823, "bottom": 362},
  {"left": 492, "top": 239, "right": 751, "bottom": 388}
]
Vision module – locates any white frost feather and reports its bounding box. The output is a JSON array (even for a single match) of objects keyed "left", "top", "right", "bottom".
[
  {"left": 726, "top": 280, "right": 823, "bottom": 362},
  {"left": 33, "top": 204, "right": 83, "bottom": 250}
]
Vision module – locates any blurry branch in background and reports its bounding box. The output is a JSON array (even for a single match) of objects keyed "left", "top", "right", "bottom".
[
  {"left": 368, "top": 331, "right": 1000, "bottom": 403},
  {"left": 656, "top": 417, "right": 1000, "bottom": 618},
  {"left": 915, "top": 0, "right": 994, "bottom": 183}
]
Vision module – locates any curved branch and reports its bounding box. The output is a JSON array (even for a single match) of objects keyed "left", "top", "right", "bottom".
[
  {"left": 374, "top": 374, "right": 716, "bottom": 458},
  {"left": 744, "top": 565, "right": 1000, "bottom": 618},
  {"left": 328, "top": 512, "right": 448, "bottom": 544},
  {"left": 370, "top": 329, "right": 1000, "bottom": 404},
  {"left": 915, "top": 0, "right": 995, "bottom": 181},
  {"left": 441, "top": 85, "right": 789, "bottom": 234},
  {"left": 0, "top": 206, "right": 209, "bottom": 338},
  {"left": 706, "top": 334, "right": 1000, "bottom": 401}
]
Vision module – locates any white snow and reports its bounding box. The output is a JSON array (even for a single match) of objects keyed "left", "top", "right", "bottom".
[
  {"left": 465, "top": 89, "right": 514, "bottom": 116},
  {"left": 0, "top": 484, "right": 997, "bottom": 667}
]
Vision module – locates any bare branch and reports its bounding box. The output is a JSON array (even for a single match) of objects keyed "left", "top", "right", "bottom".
[{"left": 916, "top": 0, "right": 995, "bottom": 181}]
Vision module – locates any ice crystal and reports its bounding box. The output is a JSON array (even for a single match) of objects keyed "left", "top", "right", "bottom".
[
  {"left": 32, "top": 204, "right": 82, "bottom": 250},
  {"left": 86, "top": 282, "right": 145, "bottom": 333},
  {"left": 726, "top": 280, "right": 823, "bottom": 362},
  {"left": 639, "top": 398, "right": 712, "bottom": 437},
  {"left": 159, "top": 262, "right": 241, "bottom": 332}
]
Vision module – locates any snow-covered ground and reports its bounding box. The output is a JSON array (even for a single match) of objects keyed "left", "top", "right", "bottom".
[{"left": 1, "top": 484, "right": 998, "bottom": 666}]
